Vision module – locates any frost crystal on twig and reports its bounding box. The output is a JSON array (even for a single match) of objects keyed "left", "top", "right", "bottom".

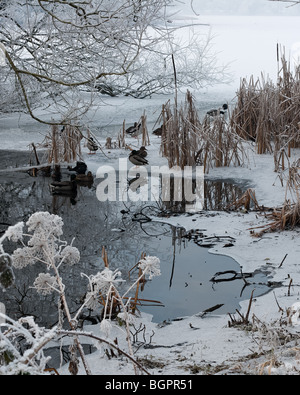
[
  {"left": 60, "top": 246, "right": 80, "bottom": 266},
  {"left": 12, "top": 247, "right": 35, "bottom": 269},
  {"left": 26, "top": 212, "right": 64, "bottom": 237},
  {"left": 100, "top": 319, "right": 112, "bottom": 337},
  {"left": 0, "top": 212, "right": 161, "bottom": 375},
  {"left": 138, "top": 256, "right": 161, "bottom": 280},
  {"left": 34, "top": 273, "right": 59, "bottom": 295},
  {"left": 4, "top": 222, "right": 24, "bottom": 242},
  {"left": 89, "top": 268, "right": 125, "bottom": 295},
  {"left": 118, "top": 312, "right": 136, "bottom": 325}
]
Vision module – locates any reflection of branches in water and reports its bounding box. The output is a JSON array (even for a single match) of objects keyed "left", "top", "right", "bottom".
[
  {"left": 210, "top": 269, "right": 256, "bottom": 298},
  {"left": 0, "top": 180, "right": 50, "bottom": 228},
  {"left": 204, "top": 180, "right": 244, "bottom": 211},
  {"left": 120, "top": 202, "right": 189, "bottom": 291},
  {"left": 120, "top": 201, "right": 189, "bottom": 242},
  {"left": 120, "top": 202, "right": 171, "bottom": 238}
]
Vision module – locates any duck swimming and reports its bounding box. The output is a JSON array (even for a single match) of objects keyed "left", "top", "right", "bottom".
[
  {"left": 68, "top": 161, "right": 87, "bottom": 175},
  {"left": 50, "top": 180, "right": 77, "bottom": 193},
  {"left": 75, "top": 171, "right": 94, "bottom": 183}
]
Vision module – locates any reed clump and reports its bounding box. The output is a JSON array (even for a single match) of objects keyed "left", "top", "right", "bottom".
[
  {"left": 45, "top": 125, "right": 83, "bottom": 164},
  {"left": 160, "top": 90, "right": 245, "bottom": 173},
  {"left": 200, "top": 114, "right": 245, "bottom": 172},
  {"left": 160, "top": 90, "right": 202, "bottom": 169},
  {"left": 227, "top": 188, "right": 262, "bottom": 212},
  {"left": 230, "top": 54, "right": 300, "bottom": 160}
]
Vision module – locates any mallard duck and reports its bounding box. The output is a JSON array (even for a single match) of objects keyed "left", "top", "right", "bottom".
[
  {"left": 50, "top": 180, "right": 77, "bottom": 193},
  {"left": 137, "top": 146, "right": 147, "bottom": 158},
  {"left": 129, "top": 150, "right": 148, "bottom": 166},
  {"left": 87, "top": 137, "right": 98, "bottom": 154},
  {"left": 75, "top": 171, "right": 94, "bottom": 183},
  {"left": 206, "top": 104, "right": 228, "bottom": 117},
  {"left": 126, "top": 122, "right": 138, "bottom": 134},
  {"left": 153, "top": 124, "right": 164, "bottom": 136},
  {"left": 68, "top": 161, "right": 87, "bottom": 175},
  {"left": 126, "top": 122, "right": 142, "bottom": 138}
]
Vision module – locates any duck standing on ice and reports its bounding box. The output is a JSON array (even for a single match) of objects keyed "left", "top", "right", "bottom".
[
  {"left": 126, "top": 122, "right": 142, "bottom": 138},
  {"left": 87, "top": 137, "right": 99, "bottom": 154},
  {"left": 129, "top": 149, "right": 148, "bottom": 166}
]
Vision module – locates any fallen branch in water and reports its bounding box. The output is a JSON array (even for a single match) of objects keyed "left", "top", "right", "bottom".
[{"left": 198, "top": 303, "right": 225, "bottom": 318}]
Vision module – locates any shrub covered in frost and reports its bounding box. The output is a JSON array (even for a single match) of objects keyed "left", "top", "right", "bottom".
[{"left": 0, "top": 211, "right": 161, "bottom": 375}]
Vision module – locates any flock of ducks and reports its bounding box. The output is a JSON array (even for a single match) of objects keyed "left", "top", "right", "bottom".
[
  {"left": 50, "top": 103, "right": 227, "bottom": 194},
  {"left": 50, "top": 161, "right": 94, "bottom": 195}
]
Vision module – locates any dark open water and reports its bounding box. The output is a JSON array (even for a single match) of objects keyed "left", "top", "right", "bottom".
[{"left": 0, "top": 156, "right": 274, "bottom": 325}]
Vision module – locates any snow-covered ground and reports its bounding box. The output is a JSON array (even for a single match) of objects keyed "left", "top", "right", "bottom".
[
  {"left": 58, "top": 14, "right": 300, "bottom": 376},
  {"left": 1, "top": 14, "right": 300, "bottom": 375}
]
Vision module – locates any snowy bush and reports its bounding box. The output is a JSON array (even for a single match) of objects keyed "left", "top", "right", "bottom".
[{"left": 0, "top": 212, "right": 161, "bottom": 375}]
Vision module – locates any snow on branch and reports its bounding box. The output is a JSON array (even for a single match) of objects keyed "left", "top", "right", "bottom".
[{"left": 0, "top": 0, "right": 229, "bottom": 123}]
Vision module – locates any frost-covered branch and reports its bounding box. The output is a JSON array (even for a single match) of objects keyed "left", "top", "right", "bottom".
[
  {"left": 0, "top": 0, "right": 172, "bottom": 123},
  {"left": 0, "top": 314, "right": 57, "bottom": 375},
  {"left": 0, "top": 0, "right": 229, "bottom": 123},
  {"left": 57, "top": 329, "right": 150, "bottom": 375}
]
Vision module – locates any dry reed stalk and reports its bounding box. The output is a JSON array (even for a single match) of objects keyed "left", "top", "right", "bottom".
[
  {"left": 288, "top": 158, "right": 300, "bottom": 192},
  {"left": 141, "top": 113, "right": 150, "bottom": 147},
  {"left": 249, "top": 200, "right": 300, "bottom": 235},
  {"left": 117, "top": 120, "right": 126, "bottom": 148},
  {"left": 102, "top": 246, "right": 109, "bottom": 268}
]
